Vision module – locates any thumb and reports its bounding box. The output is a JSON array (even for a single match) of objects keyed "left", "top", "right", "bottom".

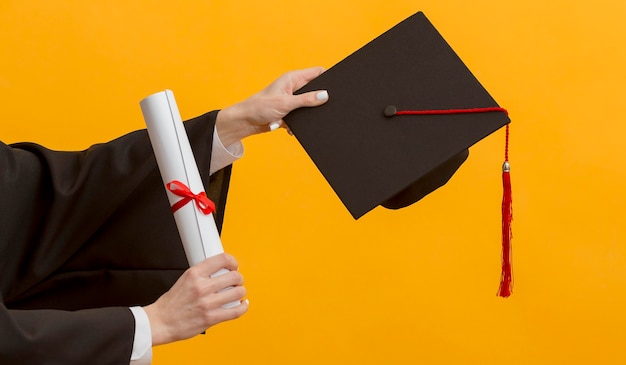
[{"left": 291, "top": 90, "right": 329, "bottom": 109}]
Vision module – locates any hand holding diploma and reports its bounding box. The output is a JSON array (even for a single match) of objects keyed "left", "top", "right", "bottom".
[{"left": 144, "top": 253, "right": 247, "bottom": 345}]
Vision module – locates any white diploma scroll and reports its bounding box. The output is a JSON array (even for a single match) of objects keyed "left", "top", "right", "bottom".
[{"left": 140, "top": 90, "right": 239, "bottom": 308}]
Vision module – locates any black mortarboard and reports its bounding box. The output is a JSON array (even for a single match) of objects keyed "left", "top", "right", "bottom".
[
  {"left": 284, "top": 11, "right": 514, "bottom": 297},
  {"left": 284, "top": 11, "right": 510, "bottom": 220}
]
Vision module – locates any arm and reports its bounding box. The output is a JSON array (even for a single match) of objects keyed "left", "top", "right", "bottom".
[
  {"left": 0, "top": 113, "right": 223, "bottom": 364},
  {"left": 1, "top": 113, "right": 222, "bottom": 310},
  {"left": 0, "top": 67, "right": 329, "bottom": 363},
  {"left": 0, "top": 301, "right": 135, "bottom": 365}
]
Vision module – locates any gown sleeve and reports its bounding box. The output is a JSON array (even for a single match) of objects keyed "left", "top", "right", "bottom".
[{"left": 0, "top": 110, "right": 232, "bottom": 364}]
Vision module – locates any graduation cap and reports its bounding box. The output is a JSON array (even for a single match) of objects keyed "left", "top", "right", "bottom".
[{"left": 284, "top": 11, "right": 513, "bottom": 297}]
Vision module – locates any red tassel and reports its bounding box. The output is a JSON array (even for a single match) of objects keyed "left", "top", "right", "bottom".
[
  {"left": 384, "top": 105, "right": 514, "bottom": 296},
  {"left": 498, "top": 125, "right": 513, "bottom": 297}
]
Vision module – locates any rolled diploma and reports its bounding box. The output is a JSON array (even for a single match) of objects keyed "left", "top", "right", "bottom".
[{"left": 140, "top": 90, "right": 238, "bottom": 307}]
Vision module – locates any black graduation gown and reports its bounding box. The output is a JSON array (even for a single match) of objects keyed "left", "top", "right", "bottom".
[{"left": 0, "top": 111, "right": 231, "bottom": 364}]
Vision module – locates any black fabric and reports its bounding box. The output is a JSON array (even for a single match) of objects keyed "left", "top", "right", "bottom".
[
  {"left": 381, "top": 149, "right": 469, "bottom": 209},
  {"left": 0, "top": 110, "right": 231, "bottom": 364},
  {"left": 0, "top": 305, "right": 135, "bottom": 365}
]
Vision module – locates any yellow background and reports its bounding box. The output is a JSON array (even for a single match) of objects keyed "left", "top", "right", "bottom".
[{"left": 2, "top": 0, "right": 626, "bottom": 364}]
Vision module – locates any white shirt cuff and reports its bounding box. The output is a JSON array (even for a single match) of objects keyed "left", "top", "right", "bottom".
[
  {"left": 129, "top": 306, "right": 153, "bottom": 365},
  {"left": 210, "top": 127, "right": 243, "bottom": 175}
]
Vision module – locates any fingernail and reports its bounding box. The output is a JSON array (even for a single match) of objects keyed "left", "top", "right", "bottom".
[
  {"left": 269, "top": 122, "right": 280, "bottom": 131},
  {"left": 316, "top": 90, "right": 329, "bottom": 101},
  {"left": 244, "top": 299, "right": 249, "bottom": 306}
]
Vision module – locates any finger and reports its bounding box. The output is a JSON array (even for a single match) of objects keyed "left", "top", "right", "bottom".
[
  {"left": 270, "top": 119, "right": 293, "bottom": 135},
  {"left": 196, "top": 253, "right": 239, "bottom": 277},
  {"left": 208, "top": 270, "right": 245, "bottom": 292},
  {"left": 268, "top": 120, "right": 283, "bottom": 131},
  {"left": 215, "top": 284, "right": 247, "bottom": 304},
  {"left": 206, "top": 298, "right": 249, "bottom": 325},
  {"left": 291, "top": 66, "right": 325, "bottom": 90}
]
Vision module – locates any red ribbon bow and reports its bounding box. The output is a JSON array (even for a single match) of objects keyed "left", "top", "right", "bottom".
[{"left": 165, "top": 180, "right": 215, "bottom": 215}]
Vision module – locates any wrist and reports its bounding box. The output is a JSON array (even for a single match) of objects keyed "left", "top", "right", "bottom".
[
  {"left": 143, "top": 303, "right": 171, "bottom": 346},
  {"left": 216, "top": 102, "right": 262, "bottom": 146}
]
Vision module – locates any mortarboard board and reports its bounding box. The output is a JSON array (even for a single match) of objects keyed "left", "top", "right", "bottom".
[
  {"left": 285, "top": 11, "right": 509, "bottom": 219},
  {"left": 284, "top": 11, "right": 513, "bottom": 296}
]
